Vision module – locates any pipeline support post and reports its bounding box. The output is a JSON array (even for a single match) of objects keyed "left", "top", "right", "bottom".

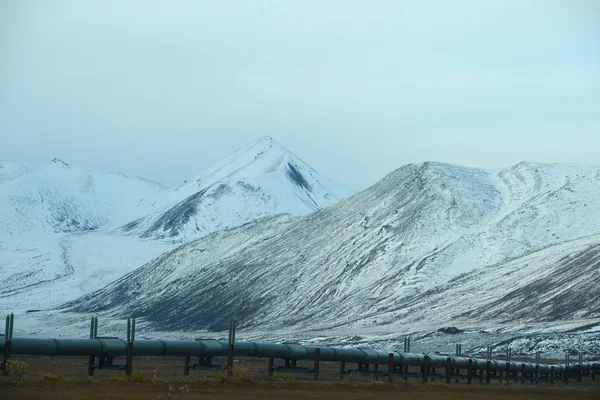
[
  {"left": 340, "top": 361, "right": 346, "bottom": 380},
  {"left": 486, "top": 360, "right": 491, "bottom": 384},
  {"left": 268, "top": 358, "right": 274, "bottom": 376},
  {"left": 313, "top": 348, "right": 320, "bottom": 380},
  {"left": 445, "top": 357, "right": 451, "bottom": 384},
  {"left": 550, "top": 366, "right": 555, "bottom": 385},
  {"left": 467, "top": 359, "right": 473, "bottom": 384},
  {"left": 387, "top": 353, "right": 394, "bottom": 383},
  {"left": 592, "top": 364, "right": 596, "bottom": 382},
  {"left": 422, "top": 355, "right": 429, "bottom": 384},
  {"left": 87, "top": 316, "right": 98, "bottom": 376},
  {"left": 227, "top": 320, "right": 236, "bottom": 376},
  {"left": 2, "top": 314, "right": 14, "bottom": 376},
  {"left": 126, "top": 318, "right": 135, "bottom": 376},
  {"left": 564, "top": 354, "right": 569, "bottom": 385}
]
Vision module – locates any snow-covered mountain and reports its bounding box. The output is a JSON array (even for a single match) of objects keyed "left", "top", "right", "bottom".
[
  {"left": 0, "top": 159, "right": 172, "bottom": 303},
  {"left": 0, "top": 161, "right": 29, "bottom": 185},
  {"left": 0, "top": 158, "right": 168, "bottom": 235},
  {"left": 66, "top": 162, "right": 600, "bottom": 338},
  {"left": 118, "top": 136, "right": 354, "bottom": 242},
  {"left": 0, "top": 137, "right": 353, "bottom": 322}
]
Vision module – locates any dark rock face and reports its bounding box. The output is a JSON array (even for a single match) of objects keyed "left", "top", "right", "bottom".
[
  {"left": 437, "top": 327, "right": 463, "bottom": 335},
  {"left": 142, "top": 188, "right": 209, "bottom": 238},
  {"left": 286, "top": 163, "right": 311, "bottom": 191}
]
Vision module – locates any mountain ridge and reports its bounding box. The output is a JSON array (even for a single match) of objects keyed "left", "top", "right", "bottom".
[
  {"left": 64, "top": 161, "right": 600, "bottom": 335},
  {"left": 117, "top": 136, "right": 354, "bottom": 242}
]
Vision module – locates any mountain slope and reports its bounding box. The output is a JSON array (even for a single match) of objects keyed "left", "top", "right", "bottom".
[
  {"left": 66, "top": 162, "right": 600, "bottom": 334},
  {"left": 118, "top": 137, "right": 354, "bottom": 242},
  {"left": 0, "top": 158, "right": 168, "bottom": 235},
  {"left": 0, "top": 138, "right": 352, "bottom": 326},
  {"left": 0, "top": 161, "right": 28, "bottom": 185}
]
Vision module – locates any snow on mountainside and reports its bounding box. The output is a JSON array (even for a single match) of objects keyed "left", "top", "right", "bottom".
[
  {"left": 0, "top": 159, "right": 173, "bottom": 302},
  {"left": 0, "top": 139, "right": 353, "bottom": 328},
  {"left": 118, "top": 136, "right": 354, "bottom": 242},
  {"left": 0, "top": 161, "right": 29, "bottom": 185},
  {"left": 67, "top": 162, "right": 600, "bottom": 336},
  {"left": 0, "top": 158, "right": 168, "bottom": 235}
]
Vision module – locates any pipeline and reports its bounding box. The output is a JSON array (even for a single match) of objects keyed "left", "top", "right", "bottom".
[{"left": 1, "top": 315, "right": 598, "bottom": 383}]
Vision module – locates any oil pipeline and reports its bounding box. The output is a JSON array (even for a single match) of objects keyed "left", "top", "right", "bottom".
[{"left": 1, "top": 314, "right": 598, "bottom": 384}]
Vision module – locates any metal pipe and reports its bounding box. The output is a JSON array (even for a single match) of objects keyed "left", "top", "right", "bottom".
[{"left": 1, "top": 335, "right": 597, "bottom": 379}]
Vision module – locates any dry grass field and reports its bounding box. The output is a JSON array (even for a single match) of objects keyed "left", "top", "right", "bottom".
[{"left": 1, "top": 355, "right": 598, "bottom": 400}]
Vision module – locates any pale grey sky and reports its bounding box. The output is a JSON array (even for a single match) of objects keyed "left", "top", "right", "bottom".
[{"left": 1, "top": 0, "right": 599, "bottom": 190}]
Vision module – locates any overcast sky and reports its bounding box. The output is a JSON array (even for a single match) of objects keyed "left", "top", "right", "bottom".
[{"left": 1, "top": 0, "right": 598, "bottom": 190}]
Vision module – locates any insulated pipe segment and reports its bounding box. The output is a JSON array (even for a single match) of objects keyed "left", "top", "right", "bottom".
[
  {"left": 283, "top": 343, "right": 307, "bottom": 360},
  {"left": 425, "top": 354, "right": 452, "bottom": 367},
  {"left": 3, "top": 335, "right": 596, "bottom": 377},
  {"left": 447, "top": 356, "right": 472, "bottom": 369},
  {"left": 131, "top": 340, "right": 168, "bottom": 356},
  {"left": 400, "top": 353, "right": 428, "bottom": 366},
  {"left": 227, "top": 341, "right": 258, "bottom": 357}
]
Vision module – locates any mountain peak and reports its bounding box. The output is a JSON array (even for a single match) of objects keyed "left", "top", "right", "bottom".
[
  {"left": 120, "top": 137, "right": 354, "bottom": 241},
  {"left": 180, "top": 137, "right": 295, "bottom": 191},
  {"left": 50, "top": 158, "right": 70, "bottom": 167},
  {"left": 255, "top": 135, "right": 278, "bottom": 145},
  {"left": 244, "top": 136, "right": 288, "bottom": 156}
]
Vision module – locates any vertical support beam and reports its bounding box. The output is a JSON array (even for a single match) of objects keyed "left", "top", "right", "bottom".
[
  {"left": 268, "top": 357, "right": 274, "bottom": 376},
  {"left": 313, "top": 348, "right": 320, "bottom": 380},
  {"left": 456, "top": 344, "right": 461, "bottom": 381},
  {"left": 227, "top": 344, "right": 234, "bottom": 376},
  {"left": 373, "top": 363, "right": 378, "bottom": 372},
  {"left": 486, "top": 360, "right": 491, "bottom": 384},
  {"left": 87, "top": 356, "right": 95, "bottom": 376},
  {"left": 89, "top": 317, "right": 95, "bottom": 339},
  {"left": 521, "top": 363, "right": 526, "bottom": 384},
  {"left": 564, "top": 354, "right": 569, "bottom": 385},
  {"left": 87, "top": 316, "right": 96, "bottom": 377},
  {"left": 227, "top": 320, "right": 236, "bottom": 376},
  {"left": 467, "top": 359, "right": 473, "bottom": 384},
  {"left": 591, "top": 364, "right": 596, "bottom": 382},
  {"left": 126, "top": 342, "right": 133, "bottom": 376},
  {"left": 125, "top": 319, "right": 135, "bottom": 376},
  {"left": 550, "top": 366, "right": 555, "bottom": 385},
  {"left": 445, "top": 357, "right": 451, "bottom": 384},
  {"left": 422, "top": 355, "right": 429, "bottom": 384},
  {"left": 340, "top": 361, "right": 346, "bottom": 380},
  {"left": 576, "top": 364, "right": 582, "bottom": 383},
  {"left": 387, "top": 353, "right": 394, "bottom": 383},
  {"left": 535, "top": 351, "right": 542, "bottom": 384},
  {"left": 184, "top": 356, "right": 191, "bottom": 376},
  {"left": 2, "top": 314, "right": 14, "bottom": 377}
]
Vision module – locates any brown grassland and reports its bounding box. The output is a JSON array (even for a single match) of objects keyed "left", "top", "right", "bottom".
[{"left": 1, "top": 355, "right": 598, "bottom": 400}]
